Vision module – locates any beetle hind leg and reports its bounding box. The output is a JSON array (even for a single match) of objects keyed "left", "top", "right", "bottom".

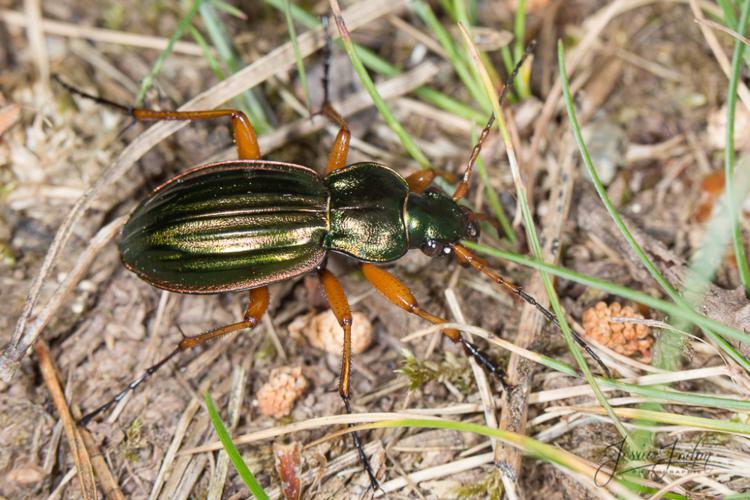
[
  {"left": 318, "top": 269, "right": 381, "bottom": 491},
  {"left": 79, "top": 287, "right": 270, "bottom": 426},
  {"left": 52, "top": 76, "right": 260, "bottom": 160}
]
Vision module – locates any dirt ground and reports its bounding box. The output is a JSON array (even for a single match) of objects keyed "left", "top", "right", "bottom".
[{"left": 1, "top": 0, "right": 750, "bottom": 498}]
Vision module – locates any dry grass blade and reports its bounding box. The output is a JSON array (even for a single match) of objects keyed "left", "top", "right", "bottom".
[
  {"left": 180, "top": 412, "right": 445, "bottom": 455},
  {"left": 34, "top": 340, "right": 98, "bottom": 500},
  {"left": 695, "top": 16, "right": 750, "bottom": 47},
  {"left": 0, "top": 9, "right": 205, "bottom": 54},
  {"left": 23, "top": 0, "right": 49, "bottom": 86},
  {"left": 444, "top": 288, "right": 498, "bottom": 455},
  {"left": 2, "top": 0, "right": 406, "bottom": 382},
  {"left": 497, "top": 137, "right": 576, "bottom": 480}
]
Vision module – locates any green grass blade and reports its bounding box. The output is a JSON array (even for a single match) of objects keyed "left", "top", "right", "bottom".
[
  {"left": 205, "top": 392, "right": 270, "bottom": 499},
  {"left": 261, "top": 0, "right": 488, "bottom": 124},
  {"left": 189, "top": 25, "right": 226, "bottom": 80},
  {"left": 135, "top": 0, "right": 203, "bottom": 106},
  {"left": 462, "top": 241, "right": 750, "bottom": 347},
  {"left": 460, "top": 25, "right": 633, "bottom": 446},
  {"left": 717, "top": 0, "right": 739, "bottom": 29},
  {"left": 411, "top": 0, "right": 490, "bottom": 111},
  {"left": 199, "top": 0, "right": 273, "bottom": 133},
  {"left": 724, "top": 0, "right": 750, "bottom": 295},
  {"left": 329, "top": 3, "right": 431, "bottom": 168},
  {"left": 212, "top": 0, "right": 246, "bottom": 18},
  {"left": 512, "top": 0, "right": 531, "bottom": 98}
]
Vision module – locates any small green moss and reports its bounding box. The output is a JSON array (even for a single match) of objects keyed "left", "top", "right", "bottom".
[
  {"left": 396, "top": 349, "right": 473, "bottom": 393},
  {"left": 454, "top": 469, "right": 504, "bottom": 500},
  {"left": 119, "top": 418, "right": 148, "bottom": 463},
  {"left": 0, "top": 242, "right": 15, "bottom": 267},
  {"left": 254, "top": 336, "right": 276, "bottom": 361},
  {"left": 103, "top": 2, "right": 126, "bottom": 31}
]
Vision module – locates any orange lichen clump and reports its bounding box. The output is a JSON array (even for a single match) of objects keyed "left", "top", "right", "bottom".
[
  {"left": 256, "top": 366, "right": 309, "bottom": 419},
  {"left": 582, "top": 302, "right": 653, "bottom": 361}
]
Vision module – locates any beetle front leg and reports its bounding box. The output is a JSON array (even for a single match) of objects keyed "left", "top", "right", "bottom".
[
  {"left": 404, "top": 168, "right": 460, "bottom": 193},
  {"left": 405, "top": 169, "right": 437, "bottom": 193},
  {"left": 361, "top": 263, "right": 509, "bottom": 388},
  {"left": 315, "top": 15, "right": 351, "bottom": 175},
  {"left": 318, "top": 269, "right": 380, "bottom": 490},
  {"left": 79, "top": 287, "right": 270, "bottom": 426},
  {"left": 322, "top": 106, "right": 351, "bottom": 175}
]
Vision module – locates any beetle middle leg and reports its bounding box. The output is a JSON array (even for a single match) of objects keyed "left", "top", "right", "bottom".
[
  {"left": 79, "top": 287, "right": 270, "bottom": 426},
  {"left": 318, "top": 268, "right": 381, "bottom": 490},
  {"left": 360, "top": 264, "right": 509, "bottom": 388}
]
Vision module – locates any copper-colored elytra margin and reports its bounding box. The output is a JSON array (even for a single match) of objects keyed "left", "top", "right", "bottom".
[{"left": 149, "top": 159, "right": 320, "bottom": 193}]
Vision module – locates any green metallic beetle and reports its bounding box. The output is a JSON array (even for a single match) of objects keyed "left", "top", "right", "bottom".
[
  {"left": 60, "top": 22, "right": 603, "bottom": 491},
  {"left": 120, "top": 160, "right": 477, "bottom": 294}
]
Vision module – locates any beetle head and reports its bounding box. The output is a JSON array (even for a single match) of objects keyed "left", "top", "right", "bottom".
[{"left": 405, "top": 188, "right": 480, "bottom": 257}]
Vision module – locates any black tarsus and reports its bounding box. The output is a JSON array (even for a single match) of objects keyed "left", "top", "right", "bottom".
[
  {"left": 341, "top": 396, "right": 382, "bottom": 492},
  {"left": 53, "top": 75, "right": 139, "bottom": 139},
  {"left": 321, "top": 15, "right": 333, "bottom": 107},
  {"left": 516, "top": 287, "right": 612, "bottom": 378},
  {"left": 52, "top": 74, "right": 132, "bottom": 114},
  {"left": 79, "top": 346, "right": 180, "bottom": 426},
  {"left": 459, "top": 337, "right": 512, "bottom": 392}
]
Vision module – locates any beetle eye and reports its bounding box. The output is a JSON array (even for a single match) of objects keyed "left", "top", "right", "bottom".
[
  {"left": 420, "top": 239, "right": 444, "bottom": 257},
  {"left": 466, "top": 219, "right": 480, "bottom": 240},
  {"left": 424, "top": 187, "right": 441, "bottom": 198},
  {"left": 460, "top": 207, "right": 480, "bottom": 241}
]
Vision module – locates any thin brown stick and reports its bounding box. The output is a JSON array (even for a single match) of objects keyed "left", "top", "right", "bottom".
[
  {"left": 34, "top": 340, "right": 98, "bottom": 500},
  {"left": 77, "top": 428, "right": 126, "bottom": 500}
]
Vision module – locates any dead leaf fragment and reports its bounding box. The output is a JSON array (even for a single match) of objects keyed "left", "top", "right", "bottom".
[
  {"left": 273, "top": 441, "right": 303, "bottom": 500},
  {"left": 0, "top": 104, "right": 21, "bottom": 137}
]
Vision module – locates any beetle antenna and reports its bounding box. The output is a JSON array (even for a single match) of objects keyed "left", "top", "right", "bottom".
[
  {"left": 453, "top": 41, "right": 536, "bottom": 201},
  {"left": 52, "top": 75, "right": 133, "bottom": 114},
  {"left": 452, "top": 243, "right": 612, "bottom": 378}
]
